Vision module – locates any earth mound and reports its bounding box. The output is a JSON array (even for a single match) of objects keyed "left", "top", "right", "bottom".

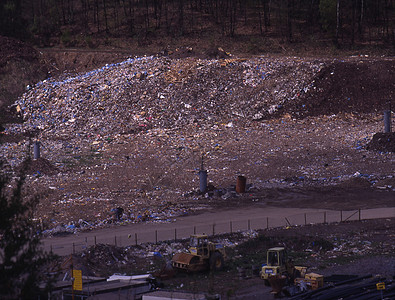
[
  {"left": 17, "top": 158, "right": 58, "bottom": 176},
  {"left": 288, "top": 59, "right": 395, "bottom": 118},
  {"left": 366, "top": 132, "right": 395, "bottom": 153}
]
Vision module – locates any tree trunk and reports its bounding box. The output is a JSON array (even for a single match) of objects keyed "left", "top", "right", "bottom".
[
  {"left": 287, "top": 0, "right": 293, "bottom": 42},
  {"left": 103, "top": 0, "right": 109, "bottom": 33},
  {"left": 178, "top": 0, "right": 184, "bottom": 35},
  {"left": 335, "top": 0, "right": 340, "bottom": 45},
  {"left": 358, "top": 0, "right": 364, "bottom": 36}
]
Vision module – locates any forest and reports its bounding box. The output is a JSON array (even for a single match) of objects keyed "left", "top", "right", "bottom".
[{"left": 1, "top": 0, "right": 394, "bottom": 49}]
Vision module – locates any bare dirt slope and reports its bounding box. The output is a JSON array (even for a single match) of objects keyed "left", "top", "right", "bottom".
[{"left": 0, "top": 37, "right": 48, "bottom": 123}]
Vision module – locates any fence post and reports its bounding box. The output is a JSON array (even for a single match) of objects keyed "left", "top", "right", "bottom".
[
  {"left": 230, "top": 221, "right": 233, "bottom": 233},
  {"left": 212, "top": 223, "right": 215, "bottom": 236},
  {"left": 115, "top": 236, "right": 117, "bottom": 246},
  {"left": 304, "top": 213, "right": 307, "bottom": 225},
  {"left": 340, "top": 210, "right": 343, "bottom": 222},
  {"left": 266, "top": 217, "right": 269, "bottom": 229},
  {"left": 248, "top": 219, "right": 251, "bottom": 230},
  {"left": 72, "top": 243, "right": 75, "bottom": 254},
  {"left": 155, "top": 230, "right": 158, "bottom": 244},
  {"left": 359, "top": 209, "right": 361, "bottom": 221},
  {"left": 324, "top": 212, "right": 327, "bottom": 224},
  {"left": 94, "top": 236, "right": 97, "bottom": 245},
  {"left": 174, "top": 228, "right": 177, "bottom": 241},
  {"left": 135, "top": 233, "right": 138, "bottom": 246},
  {"left": 194, "top": 226, "right": 196, "bottom": 235}
]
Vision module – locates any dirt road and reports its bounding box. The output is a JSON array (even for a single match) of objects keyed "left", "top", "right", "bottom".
[{"left": 42, "top": 205, "right": 394, "bottom": 256}]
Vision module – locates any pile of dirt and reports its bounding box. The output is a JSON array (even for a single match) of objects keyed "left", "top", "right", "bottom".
[
  {"left": 287, "top": 59, "right": 395, "bottom": 118},
  {"left": 366, "top": 132, "right": 395, "bottom": 152},
  {"left": 16, "top": 158, "right": 58, "bottom": 176}
]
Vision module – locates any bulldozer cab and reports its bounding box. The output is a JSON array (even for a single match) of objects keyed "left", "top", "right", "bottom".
[
  {"left": 267, "top": 247, "right": 287, "bottom": 266},
  {"left": 260, "top": 247, "right": 287, "bottom": 280},
  {"left": 189, "top": 234, "right": 209, "bottom": 258},
  {"left": 261, "top": 247, "right": 307, "bottom": 282}
]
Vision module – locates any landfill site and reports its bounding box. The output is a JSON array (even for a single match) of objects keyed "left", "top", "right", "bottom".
[{"left": 1, "top": 39, "right": 395, "bottom": 299}]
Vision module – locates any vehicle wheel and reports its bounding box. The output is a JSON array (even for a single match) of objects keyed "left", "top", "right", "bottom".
[{"left": 209, "top": 252, "right": 224, "bottom": 271}]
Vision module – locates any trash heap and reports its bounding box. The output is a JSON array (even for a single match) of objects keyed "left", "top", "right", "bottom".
[
  {"left": 1, "top": 55, "right": 394, "bottom": 231},
  {"left": 12, "top": 56, "right": 324, "bottom": 140}
]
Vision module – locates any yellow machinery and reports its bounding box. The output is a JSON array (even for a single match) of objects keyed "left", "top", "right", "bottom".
[
  {"left": 260, "top": 247, "right": 306, "bottom": 285},
  {"left": 172, "top": 234, "right": 226, "bottom": 272}
]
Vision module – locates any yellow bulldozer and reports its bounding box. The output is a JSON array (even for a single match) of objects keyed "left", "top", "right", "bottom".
[
  {"left": 172, "top": 234, "right": 226, "bottom": 272},
  {"left": 260, "top": 247, "right": 307, "bottom": 286}
]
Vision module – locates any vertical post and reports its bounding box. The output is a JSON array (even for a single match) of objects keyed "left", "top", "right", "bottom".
[
  {"left": 304, "top": 213, "right": 307, "bottom": 225},
  {"left": 212, "top": 223, "right": 215, "bottom": 236},
  {"left": 50, "top": 244, "right": 53, "bottom": 253},
  {"left": 72, "top": 243, "right": 75, "bottom": 254},
  {"left": 114, "top": 236, "right": 117, "bottom": 246},
  {"left": 174, "top": 228, "right": 177, "bottom": 241},
  {"left": 135, "top": 233, "right": 138, "bottom": 246},
  {"left": 340, "top": 210, "right": 343, "bottom": 222},
  {"left": 266, "top": 217, "right": 269, "bottom": 229},
  {"left": 248, "top": 219, "right": 251, "bottom": 230},
  {"left": 359, "top": 209, "right": 361, "bottom": 221},
  {"left": 155, "top": 230, "right": 158, "bottom": 244},
  {"left": 230, "top": 221, "right": 233, "bottom": 233},
  {"left": 94, "top": 236, "right": 97, "bottom": 245},
  {"left": 33, "top": 141, "right": 40, "bottom": 160},
  {"left": 194, "top": 226, "right": 196, "bottom": 235},
  {"left": 324, "top": 212, "right": 327, "bottom": 224},
  {"left": 384, "top": 110, "right": 392, "bottom": 133},
  {"left": 199, "top": 170, "right": 207, "bottom": 193}
]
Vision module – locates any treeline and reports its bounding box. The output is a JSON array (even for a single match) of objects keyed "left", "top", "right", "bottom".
[{"left": 1, "top": 0, "right": 394, "bottom": 47}]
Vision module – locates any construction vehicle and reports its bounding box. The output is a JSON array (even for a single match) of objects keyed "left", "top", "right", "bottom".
[
  {"left": 260, "top": 247, "right": 306, "bottom": 286},
  {"left": 171, "top": 234, "right": 226, "bottom": 272}
]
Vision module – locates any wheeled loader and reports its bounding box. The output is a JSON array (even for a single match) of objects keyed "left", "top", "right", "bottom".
[
  {"left": 260, "top": 247, "right": 306, "bottom": 286},
  {"left": 172, "top": 234, "right": 226, "bottom": 272}
]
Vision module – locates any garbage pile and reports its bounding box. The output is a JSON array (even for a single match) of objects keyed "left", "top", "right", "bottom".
[
  {"left": 1, "top": 55, "right": 394, "bottom": 231},
  {"left": 9, "top": 56, "right": 323, "bottom": 139}
]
